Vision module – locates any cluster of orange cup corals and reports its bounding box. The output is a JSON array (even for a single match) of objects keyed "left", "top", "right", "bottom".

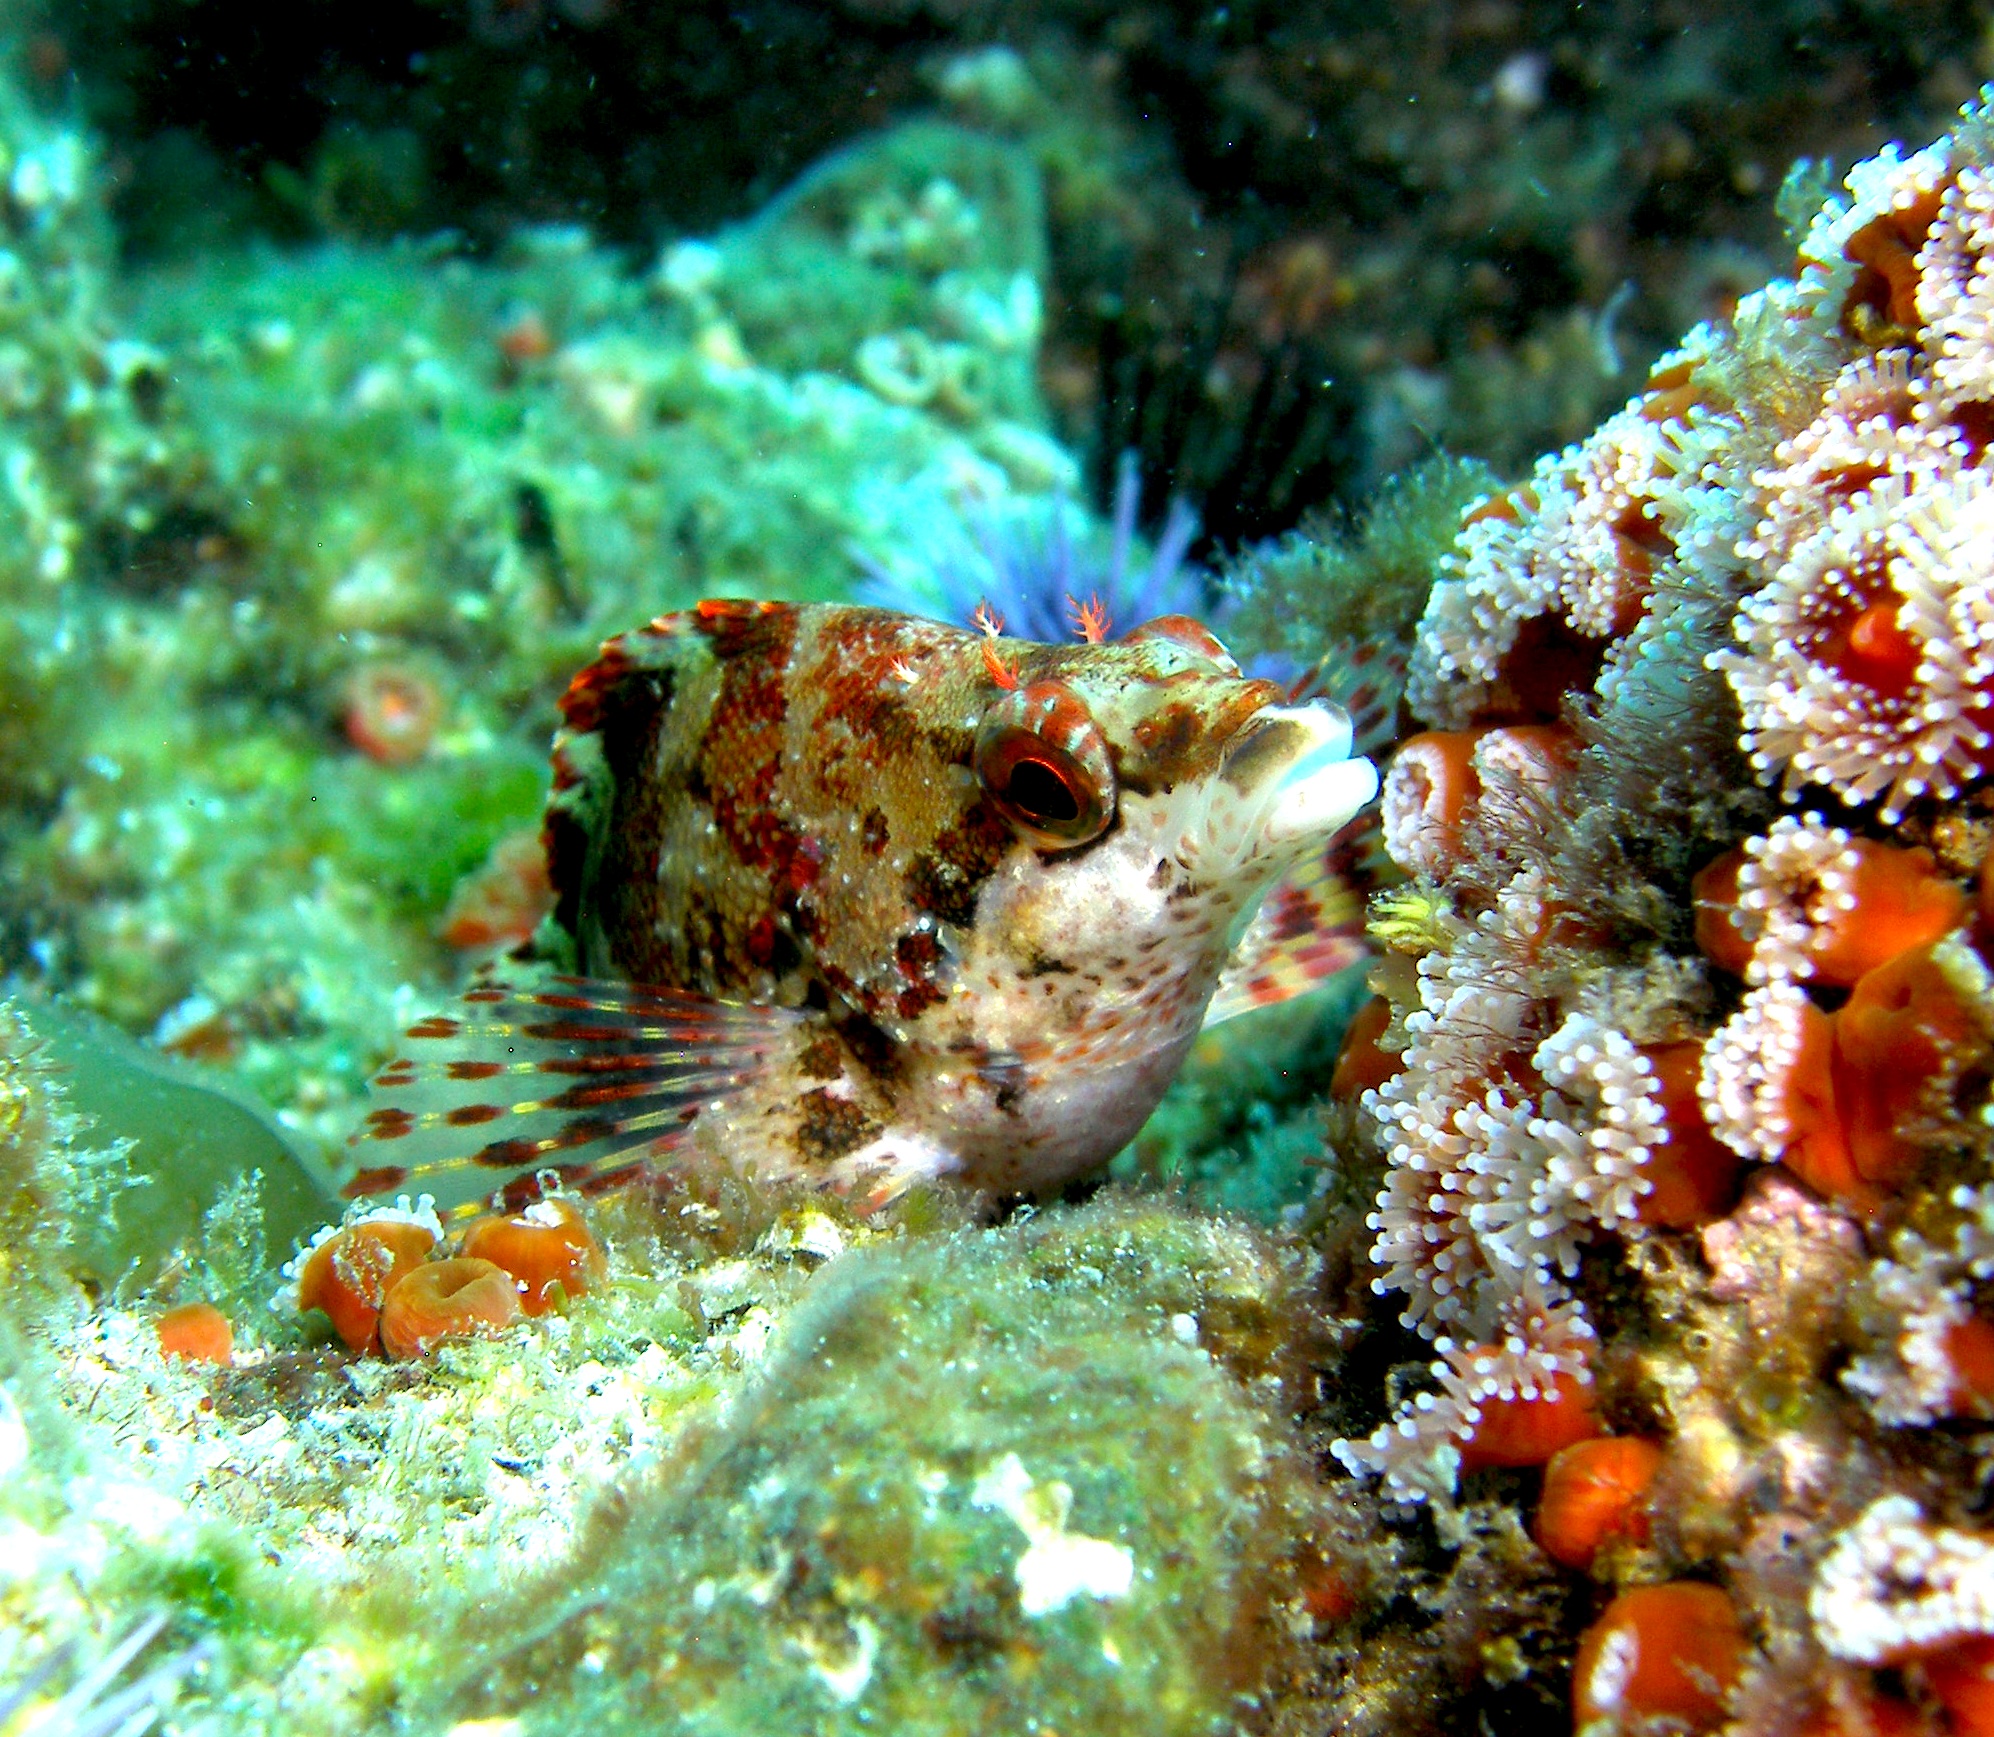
[
  {"left": 1332, "top": 87, "right": 1994, "bottom": 1737},
  {"left": 1693, "top": 816, "right": 1984, "bottom": 1218},
  {"left": 284, "top": 1193, "right": 606, "bottom": 1360}
]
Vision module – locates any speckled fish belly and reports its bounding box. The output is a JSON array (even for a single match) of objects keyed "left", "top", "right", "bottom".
[{"left": 346, "top": 600, "right": 1378, "bottom": 1211}]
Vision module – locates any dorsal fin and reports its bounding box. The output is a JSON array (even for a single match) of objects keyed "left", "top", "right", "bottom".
[
  {"left": 1288, "top": 639, "right": 1405, "bottom": 758},
  {"left": 343, "top": 975, "right": 800, "bottom": 1214}
]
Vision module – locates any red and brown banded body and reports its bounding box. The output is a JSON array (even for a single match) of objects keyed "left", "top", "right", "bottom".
[{"left": 349, "top": 601, "right": 1378, "bottom": 1209}]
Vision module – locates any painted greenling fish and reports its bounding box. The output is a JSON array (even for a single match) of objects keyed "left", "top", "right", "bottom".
[{"left": 346, "top": 599, "right": 1379, "bottom": 1211}]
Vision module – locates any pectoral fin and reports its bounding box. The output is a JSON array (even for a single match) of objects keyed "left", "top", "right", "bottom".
[
  {"left": 344, "top": 975, "right": 800, "bottom": 1213},
  {"left": 1204, "top": 820, "right": 1373, "bottom": 1028}
]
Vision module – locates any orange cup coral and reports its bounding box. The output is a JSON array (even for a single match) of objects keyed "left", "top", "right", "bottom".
[
  {"left": 1533, "top": 1435, "right": 1662, "bottom": 1571},
  {"left": 1636, "top": 1042, "right": 1741, "bottom": 1228},
  {"left": 343, "top": 662, "right": 444, "bottom": 766},
  {"left": 1570, "top": 1582, "right": 1745, "bottom": 1734},
  {"left": 1812, "top": 843, "right": 1967, "bottom": 986},
  {"left": 378, "top": 1257, "right": 522, "bottom": 1360},
  {"left": 296, "top": 1216, "right": 439, "bottom": 1352},
  {"left": 156, "top": 1301, "right": 233, "bottom": 1365},
  {"left": 1831, "top": 942, "right": 1980, "bottom": 1193},
  {"left": 1795, "top": 1682, "right": 1929, "bottom": 1737},
  {"left": 459, "top": 1197, "right": 606, "bottom": 1316},
  {"left": 1942, "top": 1315, "right": 1994, "bottom": 1416},
  {"left": 439, "top": 827, "right": 555, "bottom": 953},
  {"left": 1918, "top": 1634, "right": 1994, "bottom": 1737},
  {"left": 1691, "top": 848, "right": 1756, "bottom": 978},
  {"left": 1456, "top": 1368, "right": 1599, "bottom": 1473},
  {"left": 1692, "top": 835, "right": 1964, "bottom": 988},
  {"left": 1330, "top": 996, "right": 1398, "bottom": 1099},
  {"left": 1380, "top": 730, "right": 1483, "bottom": 879}
]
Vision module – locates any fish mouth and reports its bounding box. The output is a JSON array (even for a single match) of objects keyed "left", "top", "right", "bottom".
[{"left": 1222, "top": 703, "right": 1379, "bottom": 848}]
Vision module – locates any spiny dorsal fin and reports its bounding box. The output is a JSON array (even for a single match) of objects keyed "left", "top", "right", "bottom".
[{"left": 344, "top": 975, "right": 799, "bottom": 1214}]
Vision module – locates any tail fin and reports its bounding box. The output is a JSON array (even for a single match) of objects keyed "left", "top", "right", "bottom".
[{"left": 344, "top": 976, "right": 799, "bottom": 1214}]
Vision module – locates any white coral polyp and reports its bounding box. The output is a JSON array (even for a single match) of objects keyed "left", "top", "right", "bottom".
[
  {"left": 1366, "top": 1079, "right": 1495, "bottom": 1333},
  {"left": 1919, "top": 164, "right": 1994, "bottom": 413},
  {"left": 1408, "top": 412, "right": 1669, "bottom": 729},
  {"left": 1332, "top": 1282, "right": 1596, "bottom": 1505},
  {"left": 1812, "top": 1496, "right": 1994, "bottom": 1665},
  {"left": 1728, "top": 813, "right": 1861, "bottom": 985},
  {"left": 1463, "top": 1017, "right": 1665, "bottom": 1278},
  {"left": 1743, "top": 352, "right": 1929, "bottom": 572},
  {"left": 1719, "top": 463, "right": 1994, "bottom": 822},
  {"left": 1698, "top": 980, "right": 1815, "bottom": 1163}
]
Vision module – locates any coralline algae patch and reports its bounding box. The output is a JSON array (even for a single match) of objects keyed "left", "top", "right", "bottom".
[
  {"left": 1311, "top": 83, "right": 1994, "bottom": 1737},
  {"left": 437, "top": 1200, "right": 1330, "bottom": 1737}
]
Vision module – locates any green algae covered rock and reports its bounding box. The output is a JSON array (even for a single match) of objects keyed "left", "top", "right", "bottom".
[
  {"left": 12, "top": 992, "right": 338, "bottom": 1288},
  {"left": 441, "top": 1195, "right": 1327, "bottom": 1737}
]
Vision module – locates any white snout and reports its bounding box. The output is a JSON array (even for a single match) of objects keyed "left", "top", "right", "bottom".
[{"left": 1253, "top": 704, "right": 1378, "bottom": 846}]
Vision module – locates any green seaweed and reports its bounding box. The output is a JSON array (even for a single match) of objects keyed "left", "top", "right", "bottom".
[
  {"left": 1220, "top": 452, "right": 1498, "bottom": 675},
  {"left": 11, "top": 991, "right": 337, "bottom": 1286}
]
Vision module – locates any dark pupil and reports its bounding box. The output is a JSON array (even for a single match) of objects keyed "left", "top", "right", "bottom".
[{"left": 1005, "top": 756, "right": 1081, "bottom": 824}]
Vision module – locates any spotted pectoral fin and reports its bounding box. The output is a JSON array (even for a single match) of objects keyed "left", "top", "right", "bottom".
[
  {"left": 343, "top": 976, "right": 802, "bottom": 1213},
  {"left": 1203, "top": 818, "right": 1373, "bottom": 1028}
]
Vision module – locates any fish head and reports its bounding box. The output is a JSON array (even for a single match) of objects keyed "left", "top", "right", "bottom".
[
  {"left": 959, "top": 612, "right": 1377, "bottom": 1009},
  {"left": 927, "top": 613, "right": 1376, "bottom": 1183},
  {"left": 349, "top": 602, "right": 1380, "bottom": 1212}
]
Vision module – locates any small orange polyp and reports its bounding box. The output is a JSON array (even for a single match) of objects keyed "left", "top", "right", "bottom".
[
  {"left": 1533, "top": 1435, "right": 1662, "bottom": 1570},
  {"left": 1831, "top": 943, "right": 1979, "bottom": 1193},
  {"left": 344, "top": 663, "right": 443, "bottom": 766},
  {"left": 1796, "top": 1681, "right": 1929, "bottom": 1737},
  {"left": 1918, "top": 1634, "right": 1994, "bottom": 1737},
  {"left": 296, "top": 1218, "right": 439, "bottom": 1352},
  {"left": 1691, "top": 849, "right": 1754, "bottom": 977},
  {"left": 1943, "top": 1315, "right": 1994, "bottom": 1416},
  {"left": 1767, "top": 995, "right": 1877, "bottom": 1213},
  {"left": 1637, "top": 1043, "right": 1741, "bottom": 1228},
  {"left": 1381, "top": 730, "right": 1484, "bottom": 878},
  {"left": 1475, "top": 722, "right": 1575, "bottom": 790},
  {"left": 1456, "top": 1370, "right": 1599, "bottom": 1473},
  {"left": 1331, "top": 996, "right": 1399, "bottom": 1099},
  {"left": 440, "top": 827, "right": 554, "bottom": 953},
  {"left": 1806, "top": 841, "right": 1965, "bottom": 987},
  {"left": 378, "top": 1257, "right": 522, "bottom": 1360},
  {"left": 460, "top": 1198, "right": 607, "bottom": 1316},
  {"left": 1690, "top": 839, "right": 1964, "bottom": 988},
  {"left": 1571, "top": 1581, "right": 1745, "bottom": 1734},
  {"left": 157, "top": 1301, "right": 234, "bottom": 1366}
]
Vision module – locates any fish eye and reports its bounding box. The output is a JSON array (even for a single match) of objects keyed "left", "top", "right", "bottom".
[{"left": 974, "top": 681, "right": 1116, "bottom": 850}]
